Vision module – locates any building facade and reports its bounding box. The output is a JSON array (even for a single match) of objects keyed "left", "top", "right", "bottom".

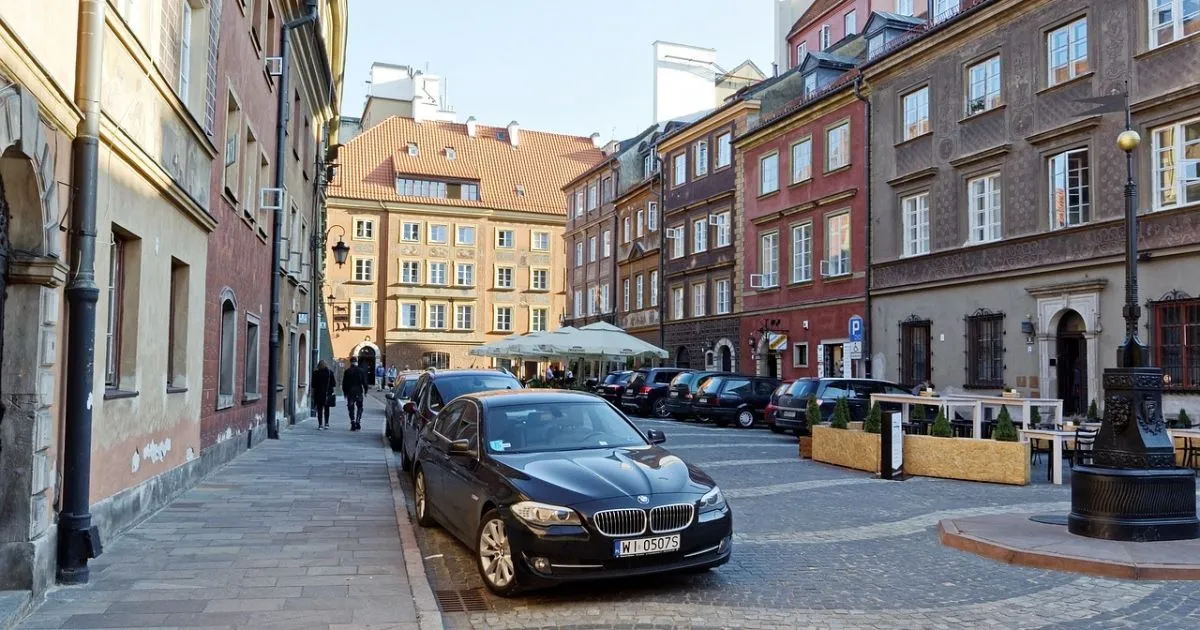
[
  {"left": 615, "top": 171, "right": 663, "bottom": 351},
  {"left": 326, "top": 112, "right": 603, "bottom": 380},
  {"left": 864, "top": 0, "right": 1200, "bottom": 418},
  {"left": 563, "top": 153, "right": 619, "bottom": 329},
  {"left": 785, "top": 1, "right": 928, "bottom": 70}
]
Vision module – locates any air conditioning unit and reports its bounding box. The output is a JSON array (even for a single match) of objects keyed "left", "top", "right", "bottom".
[
  {"left": 260, "top": 187, "right": 285, "bottom": 210},
  {"left": 664, "top": 227, "right": 682, "bottom": 239},
  {"left": 265, "top": 57, "right": 284, "bottom": 77},
  {"left": 750, "top": 274, "right": 765, "bottom": 289}
]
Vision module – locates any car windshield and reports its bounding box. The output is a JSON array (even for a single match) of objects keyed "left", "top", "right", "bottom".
[
  {"left": 483, "top": 401, "right": 647, "bottom": 454},
  {"left": 788, "top": 380, "right": 819, "bottom": 397},
  {"left": 437, "top": 374, "right": 521, "bottom": 403},
  {"left": 671, "top": 372, "right": 696, "bottom": 387}
]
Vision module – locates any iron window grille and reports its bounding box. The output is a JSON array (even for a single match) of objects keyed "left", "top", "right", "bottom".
[
  {"left": 965, "top": 309, "right": 1005, "bottom": 388},
  {"left": 1149, "top": 291, "right": 1200, "bottom": 391},
  {"left": 898, "top": 316, "right": 932, "bottom": 388}
]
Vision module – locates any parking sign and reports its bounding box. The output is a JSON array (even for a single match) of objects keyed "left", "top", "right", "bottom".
[{"left": 848, "top": 315, "right": 864, "bottom": 342}]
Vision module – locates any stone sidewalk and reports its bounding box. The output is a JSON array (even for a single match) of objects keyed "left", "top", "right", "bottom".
[{"left": 20, "top": 395, "right": 438, "bottom": 630}]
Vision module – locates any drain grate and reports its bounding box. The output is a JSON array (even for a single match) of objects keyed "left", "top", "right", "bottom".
[{"left": 434, "top": 588, "right": 489, "bottom": 612}]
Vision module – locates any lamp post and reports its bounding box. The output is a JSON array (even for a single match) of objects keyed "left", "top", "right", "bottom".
[{"left": 1067, "top": 101, "right": 1198, "bottom": 541}]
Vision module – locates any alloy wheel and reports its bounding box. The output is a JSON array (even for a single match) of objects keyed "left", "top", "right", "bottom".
[
  {"left": 738, "top": 410, "right": 755, "bottom": 428},
  {"left": 653, "top": 398, "right": 671, "bottom": 418},
  {"left": 479, "top": 518, "right": 515, "bottom": 589},
  {"left": 413, "top": 470, "right": 436, "bottom": 527}
]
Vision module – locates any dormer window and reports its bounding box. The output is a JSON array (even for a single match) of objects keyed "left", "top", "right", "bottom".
[
  {"left": 407, "top": 142, "right": 418, "bottom": 156},
  {"left": 869, "top": 34, "right": 886, "bottom": 58},
  {"left": 515, "top": 184, "right": 526, "bottom": 197},
  {"left": 445, "top": 147, "right": 456, "bottom": 160},
  {"left": 803, "top": 73, "right": 817, "bottom": 97}
]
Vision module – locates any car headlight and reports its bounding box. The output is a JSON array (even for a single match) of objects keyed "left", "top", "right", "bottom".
[
  {"left": 698, "top": 486, "right": 726, "bottom": 512},
  {"left": 511, "top": 501, "right": 582, "bottom": 527}
]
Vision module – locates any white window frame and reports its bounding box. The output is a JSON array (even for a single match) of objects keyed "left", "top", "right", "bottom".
[
  {"left": 428, "top": 261, "right": 448, "bottom": 286},
  {"left": 793, "top": 342, "right": 809, "bottom": 368},
  {"left": 530, "top": 307, "right": 548, "bottom": 332},
  {"left": 903, "top": 87, "right": 930, "bottom": 141},
  {"left": 456, "top": 225, "right": 476, "bottom": 245},
  {"left": 934, "top": 0, "right": 960, "bottom": 22},
  {"left": 968, "top": 173, "right": 1003, "bottom": 244},
  {"left": 352, "top": 256, "right": 375, "bottom": 282},
  {"left": 844, "top": 9, "right": 857, "bottom": 36},
  {"left": 427, "top": 303, "right": 447, "bottom": 330},
  {"left": 819, "top": 24, "right": 831, "bottom": 49},
  {"left": 455, "top": 262, "right": 475, "bottom": 286},
  {"left": 401, "top": 222, "right": 420, "bottom": 242},
  {"left": 791, "top": 222, "right": 812, "bottom": 283},
  {"left": 531, "top": 231, "right": 551, "bottom": 251},
  {"left": 623, "top": 217, "right": 632, "bottom": 243},
  {"left": 695, "top": 140, "right": 709, "bottom": 176},
  {"left": 574, "top": 190, "right": 585, "bottom": 217},
  {"left": 428, "top": 224, "right": 449, "bottom": 244},
  {"left": 602, "top": 229, "right": 612, "bottom": 257},
  {"left": 454, "top": 304, "right": 474, "bottom": 330},
  {"left": 353, "top": 218, "right": 375, "bottom": 240},
  {"left": 635, "top": 274, "right": 645, "bottom": 310},
  {"left": 791, "top": 138, "right": 812, "bottom": 183},
  {"left": 575, "top": 242, "right": 584, "bottom": 266},
  {"left": 351, "top": 300, "right": 372, "bottom": 328},
  {"left": 716, "top": 132, "right": 732, "bottom": 168},
  {"left": 1047, "top": 18, "right": 1089, "bottom": 86},
  {"left": 400, "top": 260, "right": 421, "bottom": 285},
  {"left": 714, "top": 211, "right": 731, "bottom": 247},
  {"left": 1152, "top": 117, "right": 1200, "bottom": 211},
  {"left": 495, "top": 266, "right": 514, "bottom": 289},
  {"left": 760, "top": 152, "right": 780, "bottom": 195},
  {"left": 648, "top": 202, "right": 658, "bottom": 231},
  {"left": 588, "top": 184, "right": 598, "bottom": 210},
  {"left": 589, "top": 235, "right": 598, "bottom": 262},
  {"left": 826, "top": 123, "right": 850, "bottom": 171},
  {"left": 599, "top": 284, "right": 611, "bottom": 313},
  {"left": 967, "top": 56, "right": 1002, "bottom": 115},
  {"left": 623, "top": 278, "right": 631, "bottom": 311},
  {"left": 650, "top": 271, "right": 659, "bottom": 307},
  {"left": 673, "top": 153, "right": 687, "bottom": 186},
  {"left": 399, "top": 302, "right": 419, "bottom": 329},
  {"left": 715, "top": 279, "right": 731, "bottom": 315},
  {"left": 760, "top": 231, "right": 779, "bottom": 288},
  {"left": 574, "top": 290, "right": 584, "bottom": 317},
  {"left": 1149, "top": 0, "right": 1200, "bottom": 49},
  {"left": 825, "top": 212, "right": 851, "bottom": 277},
  {"left": 896, "top": 0, "right": 914, "bottom": 17},
  {"left": 178, "top": 4, "right": 193, "bottom": 99},
  {"left": 496, "top": 229, "right": 515, "bottom": 248},
  {"left": 795, "top": 42, "right": 808, "bottom": 66},
  {"left": 902, "top": 193, "right": 931, "bottom": 257},
  {"left": 636, "top": 210, "right": 645, "bottom": 237},
  {"left": 672, "top": 286, "right": 685, "bottom": 320},
  {"left": 494, "top": 306, "right": 513, "bottom": 332},
  {"left": 692, "top": 218, "right": 708, "bottom": 253},
  {"left": 670, "top": 225, "right": 685, "bottom": 259},
  {"left": 1049, "top": 148, "right": 1091, "bottom": 229},
  {"left": 692, "top": 283, "right": 706, "bottom": 318},
  {"left": 531, "top": 268, "right": 549, "bottom": 291}
]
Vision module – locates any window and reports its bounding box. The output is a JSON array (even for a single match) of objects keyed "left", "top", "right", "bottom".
[
  {"left": 760, "top": 153, "right": 779, "bottom": 194},
  {"left": 353, "top": 257, "right": 375, "bottom": 282},
  {"left": 670, "top": 225, "right": 685, "bottom": 259},
  {"left": 588, "top": 183, "right": 598, "bottom": 209},
  {"left": 803, "top": 73, "right": 818, "bottom": 97},
  {"left": 456, "top": 225, "right": 476, "bottom": 245},
  {"left": 650, "top": 271, "right": 659, "bottom": 307},
  {"left": 826, "top": 123, "right": 850, "bottom": 171},
  {"left": 648, "top": 202, "right": 658, "bottom": 231},
  {"left": 844, "top": 10, "right": 857, "bottom": 35},
  {"left": 791, "top": 223, "right": 813, "bottom": 283},
  {"left": 1152, "top": 118, "right": 1200, "bottom": 210},
  {"left": 496, "top": 229, "right": 515, "bottom": 248},
  {"left": 933, "top": 0, "right": 960, "bottom": 22},
  {"left": 1152, "top": 297, "right": 1200, "bottom": 389},
  {"left": 531, "top": 308, "right": 548, "bottom": 332},
  {"left": 574, "top": 190, "right": 584, "bottom": 217},
  {"left": 795, "top": 42, "right": 808, "bottom": 66},
  {"left": 695, "top": 140, "right": 709, "bottom": 176},
  {"left": 177, "top": 4, "right": 194, "bottom": 99},
  {"left": 495, "top": 267, "right": 514, "bottom": 288},
  {"left": 602, "top": 177, "right": 613, "bottom": 202},
  {"left": 401, "top": 261, "right": 421, "bottom": 284},
  {"left": 903, "top": 87, "right": 930, "bottom": 140},
  {"left": 716, "top": 279, "right": 731, "bottom": 315},
  {"left": 354, "top": 218, "right": 375, "bottom": 240},
  {"left": 692, "top": 283, "right": 706, "bottom": 317},
  {"left": 967, "top": 56, "right": 1002, "bottom": 115},
  {"left": 693, "top": 219, "right": 708, "bottom": 253},
  {"left": 428, "top": 262, "right": 447, "bottom": 285},
  {"left": 673, "top": 153, "right": 687, "bottom": 186},
  {"left": 793, "top": 342, "right": 809, "bottom": 368},
  {"left": 623, "top": 217, "right": 632, "bottom": 243},
  {"left": 819, "top": 24, "right": 831, "bottom": 49},
  {"left": 429, "top": 224, "right": 448, "bottom": 244},
  {"left": 167, "top": 259, "right": 188, "bottom": 388},
  {"left": 600, "top": 284, "right": 611, "bottom": 313},
  {"left": 243, "top": 317, "right": 259, "bottom": 395},
  {"left": 716, "top": 132, "right": 732, "bottom": 168},
  {"left": 791, "top": 138, "right": 813, "bottom": 183},
  {"left": 1150, "top": 0, "right": 1200, "bottom": 49},
  {"left": 105, "top": 233, "right": 127, "bottom": 388},
  {"left": 532, "top": 269, "right": 549, "bottom": 291},
  {"left": 636, "top": 210, "right": 645, "bottom": 237},
  {"left": 966, "top": 311, "right": 1005, "bottom": 388},
  {"left": 242, "top": 128, "right": 258, "bottom": 218},
  {"left": 574, "top": 290, "right": 583, "bottom": 317},
  {"left": 636, "top": 274, "right": 645, "bottom": 310},
  {"left": 644, "top": 154, "right": 654, "bottom": 178},
  {"left": 424, "top": 352, "right": 451, "bottom": 370},
  {"left": 897, "top": 0, "right": 914, "bottom": 17},
  {"left": 217, "top": 296, "right": 235, "bottom": 404},
  {"left": 869, "top": 34, "right": 886, "bottom": 58},
  {"left": 495, "top": 307, "right": 513, "bottom": 332},
  {"left": 714, "top": 212, "right": 731, "bottom": 247},
  {"left": 401, "top": 222, "right": 420, "bottom": 242},
  {"left": 968, "top": 173, "right": 1002, "bottom": 243},
  {"left": 672, "top": 286, "right": 685, "bottom": 320},
  {"left": 400, "top": 303, "right": 419, "bottom": 328},
  {"left": 1050, "top": 149, "right": 1091, "bottom": 229},
  {"left": 602, "top": 230, "right": 612, "bottom": 257},
  {"left": 825, "top": 213, "right": 851, "bottom": 277},
  {"left": 623, "top": 278, "right": 631, "bottom": 311},
  {"left": 351, "top": 301, "right": 372, "bottom": 328},
  {"left": 455, "top": 305, "right": 474, "bottom": 330},
  {"left": 532, "top": 231, "right": 550, "bottom": 251},
  {"left": 427, "top": 304, "right": 447, "bottom": 329},
  {"left": 760, "top": 232, "right": 779, "bottom": 287},
  {"left": 900, "top": 319, "right": 932, "bottom": 387},
  {"left": 902, "top": 193, "right": 931, "bottom": 257},
  {"left": 587, "top": 234, "right": 600, "bottom": 262},
  {"left": 456, "top": 262, "right": 475, "bottom": 286},
  {"left": 223, "top": 93, "right": 242, "bottom": 199},
  {"left": 1048, "top": 18, "right": 1088, "bottom": 85}
]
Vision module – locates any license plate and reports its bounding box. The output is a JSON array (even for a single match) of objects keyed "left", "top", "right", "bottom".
[
  {"left": 776, "top": 409, "right": 794, "bottom": 418},
  {"left": 670, "top": 391, "right": 679, "bottom": 398},
  {"left": 614, "top": 534, "right": 680, "bottom": 557},
  {"left": 697, "top": 397, "right": 708, "bottom": 404}
]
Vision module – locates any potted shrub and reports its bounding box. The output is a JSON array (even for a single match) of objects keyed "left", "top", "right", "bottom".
[
  {"left": 1087, "top": 399, "right": 1100, "bottom": 422},
  {"left": 864, "top": 402, "right": 882, "bottom": 434},
  {"left": 1002, "top": 385, "right": 1020, "bottom": 399},
  {"left": 993, "top": 406, "right": 1019, "bottom": 442},
  {"left": 830, "top": 397, "right": 851, "bottom": 429},
  {"left": 1180, "top": 409, "right": 1191, "bottom": 428},
  {"left": 798, "top": 395, "right": 822, "bottom": 458},
  {"left": 1029, "top": 405, "right": 1042, "bottom": 428},
  {"left": 930, "top": 408, "right": 952, "bottom": 437}
]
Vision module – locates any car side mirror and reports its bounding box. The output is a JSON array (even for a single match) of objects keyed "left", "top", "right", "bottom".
[
  {"left": 385, "top": 393, "right": 395, "bottom": 400},
  {"left": 646, "top": 429, "right": 666, "bottom": 444},
  {"left": 403, "top": 401, "right": 416, "bottom": 414},
  {"left": 448, "top": 439, "right": 474, "bottom": 455}
]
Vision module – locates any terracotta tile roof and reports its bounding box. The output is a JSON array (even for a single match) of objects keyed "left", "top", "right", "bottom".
[{"left": 330, "top": 116, "right": 605, "bottom": 215}]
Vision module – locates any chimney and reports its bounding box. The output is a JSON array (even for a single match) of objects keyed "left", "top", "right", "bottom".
[
  {"left": 589, "top": 132, "right": 602, "bottom": 149},
  {"left": 466, "top": 116, "right": 477, "bottom": 138},
  {"left": 506, "top": 120, "right": 520, "bottom": 147}
]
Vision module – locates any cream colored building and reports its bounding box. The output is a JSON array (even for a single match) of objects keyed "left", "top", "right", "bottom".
[{"left": 326, "top": 111, "right": 603, "bottom": 378}]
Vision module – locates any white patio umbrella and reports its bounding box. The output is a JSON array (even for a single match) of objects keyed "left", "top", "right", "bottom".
[{"left": 541, "top": 322, "right": 668, "bottom": 360}]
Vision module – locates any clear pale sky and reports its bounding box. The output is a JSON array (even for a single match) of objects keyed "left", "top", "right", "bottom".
[{"left": 341, "top": 0, "right": 775, "bottom": 142}]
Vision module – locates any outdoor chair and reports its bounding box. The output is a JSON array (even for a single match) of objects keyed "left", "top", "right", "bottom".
[
  {"left": 1180, "top": 437, "right": 1199, "bottom": 474},
  {"left": 1070, "top": 426, "right": 1099, "bottom": 468},
  {"left": 1030, "top": 436, "right": 1051, "bottom": 465}
]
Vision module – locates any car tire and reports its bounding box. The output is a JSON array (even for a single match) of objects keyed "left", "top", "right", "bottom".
[
  {"left": 653, "top": 398, "right": 671, "bottom": 418},
  {"left": 476, "top": 509, "right": 523, "bottom": 597},
  {"left": 713, "top": 417, "right": 730, "bottom": 428},
  {"left": 413, "top": 468, "right": 436, "bottom": 528},
  {"left": 400, "top": 442, "right": 412, "bottom": 471},
  {"left": 388, "top": 430, "right": 403, "bottom": 452},
  {"left": 769, "top": 424, "right": 785, "bottom": 434},
  {"left": 736, "top": 410, "right": 756, "bottom": 428}
]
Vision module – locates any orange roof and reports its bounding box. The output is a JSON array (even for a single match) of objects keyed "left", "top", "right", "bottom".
[{"left": 329, "top": 116, "right": 605, "bottom": 215}]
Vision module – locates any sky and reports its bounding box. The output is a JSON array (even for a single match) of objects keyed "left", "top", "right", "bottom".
[{"left": 341, "top": 0, "right": 776, "bottom": 142}]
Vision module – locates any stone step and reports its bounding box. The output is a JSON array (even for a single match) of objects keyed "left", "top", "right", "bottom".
[{"left": 0, "top": 590, "right": 32, "bottom": 630}]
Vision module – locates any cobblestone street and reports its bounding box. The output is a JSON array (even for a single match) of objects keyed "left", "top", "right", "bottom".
[{"left": 402, "top": 415, "right": 1200, "bottom": 629}]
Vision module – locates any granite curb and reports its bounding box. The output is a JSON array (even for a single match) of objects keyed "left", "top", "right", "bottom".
[{"left": 383, "top": 438, "right": 446, "bottom": 630}]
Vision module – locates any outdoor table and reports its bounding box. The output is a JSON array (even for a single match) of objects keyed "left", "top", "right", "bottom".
[
  {"left": 1168, "top": 428, "right": 1200, "bottom": 470},
  {"left": 1020, "top": 428, "right": 1075, "bottom": 485}
]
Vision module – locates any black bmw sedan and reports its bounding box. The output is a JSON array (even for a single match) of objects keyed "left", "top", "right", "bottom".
[{"left": 411, "top": 390, "right": 732, "bottom": 596}]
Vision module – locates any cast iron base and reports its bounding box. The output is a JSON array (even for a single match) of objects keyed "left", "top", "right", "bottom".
[{"left": 1069, "top": 465, "right": 1199, "bottom": 542}]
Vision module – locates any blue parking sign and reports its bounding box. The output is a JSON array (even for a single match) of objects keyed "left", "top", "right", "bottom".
[{"left": 849, "top": 315, "right": 864, "bottom": 342}]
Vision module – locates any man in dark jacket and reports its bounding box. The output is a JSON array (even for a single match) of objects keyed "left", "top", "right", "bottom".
[
  {"left": 311, "top": 360, "right": 337, "bottom": 430},
  {"left": 342, "top": 357, "right": 368, "bottom": 431}
]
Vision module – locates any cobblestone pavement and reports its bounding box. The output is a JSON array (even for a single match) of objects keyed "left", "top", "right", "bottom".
[
  {"left": 400, "top": 416, "right": 1200, "bottom": 629},
  {"left": 20, "top": 397, "right": 425, "bottom": 630}
]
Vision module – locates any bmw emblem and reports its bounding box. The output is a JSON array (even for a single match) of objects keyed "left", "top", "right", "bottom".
[{"left": 637, "top": 495, "right": 650, "bottom": 505}]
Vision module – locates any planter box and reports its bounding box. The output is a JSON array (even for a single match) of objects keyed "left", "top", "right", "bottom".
[
  {"left": 798, "top": 436, "right": 812, "bottom": 459},
  {"left": 812, "top": 426, "right": 880, "bottom": 473},
  {"left": 903, "top": 435, "right": 1030, "bottom": 485}
]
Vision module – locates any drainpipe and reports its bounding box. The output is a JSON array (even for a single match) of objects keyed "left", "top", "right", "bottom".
[
  {"left": 267, "top": 0, "right": 320, "bottom": 439},
  {"left": 58, "top": 0, "right": 106, "bottom": 584},
  {"left": 610, "top": 160, "right": 619, "bottom": 327},
  {"left": 307, "top": 124, "right": 327, "bottom": 418},
  {"left": 853, "top": 73, "right": 873, "bottom": 379},
  {"left": 655, "top": 157, "right": 667, "bottom": 365}
]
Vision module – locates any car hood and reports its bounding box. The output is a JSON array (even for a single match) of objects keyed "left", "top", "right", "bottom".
[{"left": 491, "top": 445, "right": 715, "bottom": 505}]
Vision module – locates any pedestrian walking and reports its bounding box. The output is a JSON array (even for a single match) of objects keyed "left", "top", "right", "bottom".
[
  {"left": 375, "top": 363, "right": 386, "bottom": 390},
  {"left": 311, "top": 360, "right": 337, "bottom": 430},
  {"left": 342, "top": 357, "right": 368, "bottom": 431}
]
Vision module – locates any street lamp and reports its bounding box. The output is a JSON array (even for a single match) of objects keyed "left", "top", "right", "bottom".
[
  {"left": 1067, "top": 98, "right": 1198, "bottom": 541},
  {"left": 327, "top": 225, "right": 350, "bottom": 267}
]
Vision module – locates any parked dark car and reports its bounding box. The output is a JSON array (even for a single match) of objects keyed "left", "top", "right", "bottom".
[
  {"left": 664, "top": 371, "right": 728, "bottom": 420},
  {"left": 620, "top": 368, "right": 692, "bottom": 417},
  {"left": 692, "top": 375, "right": 781, "bottom": 428},
  {"left": 384, "top": 372, "right": 421, "bottom": 449},
  {"left": 769, "top": 378, "right": 910, "bottom": 434},
  {"left": 594, "top": 371, "right": 634, "bottom": 404},
  {"left": 411, "top": 390, "right": 732, "bottom": 596},
  {"left": 399, "top": 369, "right": 523, "bottom": 470}
]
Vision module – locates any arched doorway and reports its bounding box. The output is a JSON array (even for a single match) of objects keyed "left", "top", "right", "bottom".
[
  {"left": 675, "top": 346, "right": 690, "bottom": 368},
  {"left": 1056, "top": 310, "right": 1087, "bottom": 416},
  {"left": 718, "top": 345, "right": 732, "bottom": 372},
  {"left": 358, "top": 345, "right": 377, "bottom": 386}
]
